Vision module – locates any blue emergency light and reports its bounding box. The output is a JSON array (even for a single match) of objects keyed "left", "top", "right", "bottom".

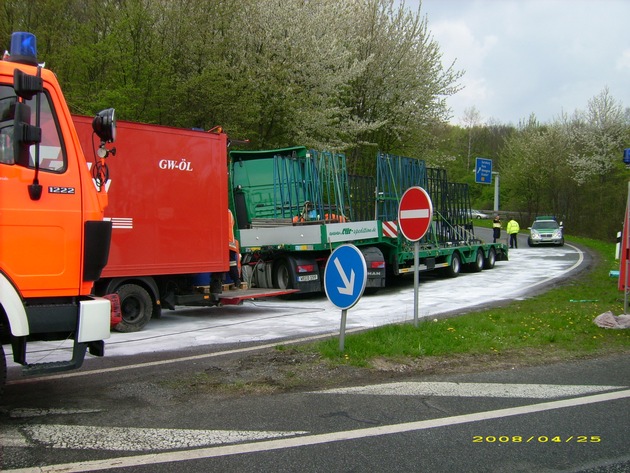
[{"left": 8, "top": 32, "right": 38, "bottom": 66}]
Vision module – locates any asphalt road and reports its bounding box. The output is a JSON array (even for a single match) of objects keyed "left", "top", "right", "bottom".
[{"left": 1, "top": 351, "right": 628, "bottom": 472}]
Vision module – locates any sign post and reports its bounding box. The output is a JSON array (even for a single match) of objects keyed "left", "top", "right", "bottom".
[
  {"left": 620, "top": 182, "right": 630, "bottom": 313},
  {"left": 324, "top": 244, "right": 367, "bottom": 351},
  {"left": 398, "top": 187, "right": 433, "bottom": 327}
]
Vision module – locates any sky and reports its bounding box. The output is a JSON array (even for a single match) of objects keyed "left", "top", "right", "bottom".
[{"left": 403, "top": 0, "right": 630, "bottom": 126}]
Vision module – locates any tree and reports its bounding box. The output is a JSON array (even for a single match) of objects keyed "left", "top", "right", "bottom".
[
  {"left": 562, "top": 87, "right": 628, "bottom": 185},
  {"left": 501, "top": 115, "right": 573, "bottom": 218},
  {"left": 218, "top": 0, "right": 369, "bottom": 149},
  {"left": 462, "top": 106, "right": 482, "bottom": 172},
  {"left": 343, "top": 0, "right": 463, "bottom": 174},
  {"left": 555, "top": 88, "right": 630, "bottom": 239}
]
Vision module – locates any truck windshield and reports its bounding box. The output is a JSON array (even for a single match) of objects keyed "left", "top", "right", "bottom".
[{"left": 0, "top": 84, "right": 65, "bottom": 172}]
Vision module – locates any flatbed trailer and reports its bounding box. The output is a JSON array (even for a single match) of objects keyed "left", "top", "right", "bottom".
[{"left": 228, "top": 147, "right": 508, "bottom": 294}]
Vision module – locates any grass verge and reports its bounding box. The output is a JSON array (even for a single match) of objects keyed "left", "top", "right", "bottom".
[
  {"left": 310, "top": 236, "right": 630, "bottom": 367},
  {"left": 164, "top": 236, "right": 629, "bottom": 398}
]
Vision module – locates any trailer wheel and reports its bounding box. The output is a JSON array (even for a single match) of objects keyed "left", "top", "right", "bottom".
[
  {"left": 273, "top": 258, "right": 295, "bottom": 290},
  {"left": 0, "top": 342, "right": 6, "bottom": 396},
  {"left": 445, "top": 252, "right": 461, "bottom": 278},
  {"left": 113, "top": 284, "right": 153, "bottom": 333},
  {"left": 469, "top": 249, "right": 484, "bottom": 272},
  {"left": 484, "top": 248, "right": 496, "bottom": 269}
]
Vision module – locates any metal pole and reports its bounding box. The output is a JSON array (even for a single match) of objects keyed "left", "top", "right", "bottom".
[
  {"left": 339, "top": 309, "right": 347, "bottom": 351},
  {"left": 625, "top": 182, "right": 630, "bottom": 314},
  {"left": 493, "top": 172, "right": 500, "bottom": 212},
  {"left": 414, "top": 240, "right": 419, "bottom": 327}
]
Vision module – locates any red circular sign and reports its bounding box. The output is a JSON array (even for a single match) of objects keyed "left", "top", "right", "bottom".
[{"left": 397, "top": 186, "right": 433, "bottom": 241}]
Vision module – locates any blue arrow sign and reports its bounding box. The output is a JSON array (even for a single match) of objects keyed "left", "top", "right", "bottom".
[
  {"left": 475, "top": 157, "right": 493, "bottom": 184},
  {"left": 324, "top": 244, "right": 367, "bottom": 310}
]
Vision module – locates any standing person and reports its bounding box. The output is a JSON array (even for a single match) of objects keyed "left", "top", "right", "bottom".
[
  {"left": 507, "top": 217, "right": 520, "bottom": 249},
  {"left": 227, "top": 209, "right": 242, "bottom": 288},
  {"left": 492, "top": 215, "right": 501, "bottom": 243}
]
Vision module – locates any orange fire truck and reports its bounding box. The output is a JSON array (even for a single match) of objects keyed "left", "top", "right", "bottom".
[{"left": 0, "top": 32, "right": 115, "bottom": 393}]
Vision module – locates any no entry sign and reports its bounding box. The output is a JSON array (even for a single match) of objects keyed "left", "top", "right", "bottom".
[{"left": 398, "top": 186, "right": 433, "bottom": 242}]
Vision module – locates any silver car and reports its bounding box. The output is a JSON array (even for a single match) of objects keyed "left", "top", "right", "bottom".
[{"left": 470, "top": 209, "right": 490, "bottom": 219}]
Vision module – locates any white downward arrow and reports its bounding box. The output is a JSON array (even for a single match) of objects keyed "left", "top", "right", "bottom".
[{"left": 334, "top": 257, "right": 355, "bottom": 295}]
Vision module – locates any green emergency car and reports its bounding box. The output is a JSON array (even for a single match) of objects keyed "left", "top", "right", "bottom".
[{"left": 527, "top": 216, "right": 564, "bottom": 247}]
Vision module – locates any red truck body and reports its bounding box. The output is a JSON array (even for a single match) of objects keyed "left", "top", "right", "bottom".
[
  {"left": 73, "top": 116, "right": 230, "bottom": 278},
  {"left": 72, "top": 116, "right": 295, "bottom": 332}
]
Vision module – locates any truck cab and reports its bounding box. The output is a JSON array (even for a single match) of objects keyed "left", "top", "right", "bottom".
[{"left": 0, "top": 32, "right": 115, "bottom": 393}]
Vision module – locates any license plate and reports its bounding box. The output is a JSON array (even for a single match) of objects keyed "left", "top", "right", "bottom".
[{"left": 298, "top": 274, "right": 319, "bottom": 282}]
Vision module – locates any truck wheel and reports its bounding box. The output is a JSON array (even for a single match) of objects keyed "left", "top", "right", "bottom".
[
  {"left": 484, "top": 248, "right": 496, "bottom": 269},
  {"left": 0, "top": 343, "right": 6, "bottom": 396},
  {"left": 113, "top": 284, "right": 153, "bottom": 333},
  {"left": 469, "top": 249, "right": 484, "bottom": 272},
  {"left": 273, "top": 259, "right": 295, "bottom": 290},
  {"left": 445, "top": 252, "right": 461, "bottom": 278}
]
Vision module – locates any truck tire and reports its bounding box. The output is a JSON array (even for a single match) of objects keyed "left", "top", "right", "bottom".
[
  {"left": 273, "top": 258, "right": 295, "bottom": 290},
  {"left": 484, "top": 247, "right": 496, "bottom": 269},
  {"left": 0, "top": 342, "right": 6, "bottom": 396},
  {"left": 445, "top": 252, "right": 461, "bottom": 278},
  {"left": 469, "top": 249, "right": 484, "bottom": 272},
  {"left": 113, "top": 284, "right": 153, "bottom": 333}
]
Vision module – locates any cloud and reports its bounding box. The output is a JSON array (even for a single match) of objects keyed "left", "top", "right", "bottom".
[
  {"left": 616, "top": 49, "right": 630, "bottom": 71},
  {"left": 427, "top": 17, "right": 499, "bottom": 123},
  {"left": 413, "top": 0, "right": 630, "bottom": 125}
]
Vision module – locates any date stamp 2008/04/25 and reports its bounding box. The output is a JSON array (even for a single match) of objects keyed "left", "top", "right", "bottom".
[{"left": 473, "top": 436, "right": 601, "bottom": 443}]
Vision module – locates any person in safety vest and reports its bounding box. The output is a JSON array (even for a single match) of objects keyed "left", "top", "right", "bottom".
[
  {"left": 227, "top": 209, "right": 242, "bottom": 288},
  {"left": 506, "top": 217, "right": 520, "bottom": 249},
  {"left": 492, "top": 215, "right": 501, "bottom": 243}
]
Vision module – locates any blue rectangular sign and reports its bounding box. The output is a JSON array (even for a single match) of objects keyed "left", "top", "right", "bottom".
[{"left": 475, "top": 157, "right": 492, "bottom": 184}]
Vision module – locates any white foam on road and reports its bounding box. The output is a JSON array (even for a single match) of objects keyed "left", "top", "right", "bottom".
[{"left": 7, "top": 244, "right": 584, "bottom": 364}]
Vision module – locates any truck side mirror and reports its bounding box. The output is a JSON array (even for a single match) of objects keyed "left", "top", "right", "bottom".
[
  {"left": 13, "top": 101, "right": 41, "bottom": 167},
  {"left": 13, "top": 69, "right": 43, "bottom": 100}
]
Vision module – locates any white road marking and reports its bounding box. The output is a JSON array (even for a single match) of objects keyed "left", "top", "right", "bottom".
[
  {"left": 4, "top": 389, "right": 629, "bottom": 473},
  {"left": 7, "top": 407, "right": 103, "bottom": 418},
  {"left": 1, "top": 425, "right": 308, "bottom": 452},
  {"left": 518, "top": 242, "right": 583, "bottom": 292},
  {"left": 1, "top": 428, "right": 30, "bottom": 447},
  {"left": 313, "top": 382, "right": 626, "bottom": 398}
]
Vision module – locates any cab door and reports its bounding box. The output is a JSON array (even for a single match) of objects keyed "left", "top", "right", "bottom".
[{"left": 0, "top": 79, "right": 83, "bottom": 298}]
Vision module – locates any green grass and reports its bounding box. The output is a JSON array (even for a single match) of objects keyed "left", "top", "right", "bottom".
[{"left": 311, "top": 236, "right": 630, "bottom": 366}]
